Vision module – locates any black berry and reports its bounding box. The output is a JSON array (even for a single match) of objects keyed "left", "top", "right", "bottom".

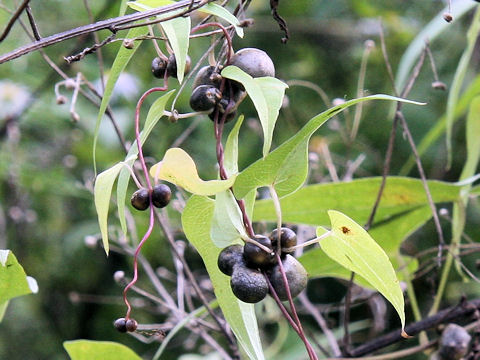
[
  {"left": 125, "top": 318, "right": 138, "bottom": 332},
  {"left": 114, "top": 317, "right": 127, "bottom": 333},
  {"left": 230, "top": 48, "right": 275, "bottom": 79},
  {"left": 193, "top": 65, "right": 223, "bottom": 89},
  {"left": 152, "top": 184, "right": 171, "bottom": 208},
  {"left": 230, "top": 263, "right": 268, "bottom": 303},
  {"left": 218, "top": 244, "right": 244, "bottom": 276},
  {"left": 151, "top": 57, "right": 168, "bottom": 79},
  {"left": 243, "top": 235, "right": 276, "bottom": 269},
  {"left": 189, "top": 85, "right": 222, "bottom": 112},
  {"left": 166, "top": 53, "right": 191, "bottom": 78},
  {"left": 131, "top": 188, "right": 149, "bottom": 211},
  {"left": 268, "top": 255, "right": 308, "bottom": 301},
  {"left": 270, "top": 227, "right": 297, "bottom": 254}
]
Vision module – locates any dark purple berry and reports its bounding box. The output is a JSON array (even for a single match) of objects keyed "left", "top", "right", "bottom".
[
  {"left": 218, "top": 244, "right": 244, "bottom": 276},
  {"left": 125, "top": 318, "right": 138, "bottom": 332},
  {"left": 189, "top": 85, "right": 222, "bottom": 112},
  {"left": 193, "top": 65, "right": 223, "bottom": 89},
  {"left": 230, "top": 48, "right": 275, "bottom": 79},
  {"left": 166, "top": 54, "right": 191, "bottom": 78},
  {"left": 268, "top": 255, "right": 308, "bottom": 301},
  {"left": 131, "top": 188, "right": 149, "bottom": 211},
  {"left": 152, "top": 57, "right": 168, "bottom": 79},
  {"left": 230, "top": 263, "right": 268, "bottom": 303},
  {"left": 114, "top": 317, "right": 127, "bottom": 333},
  {"left": 152, "top": 184, "right": 171, "bottom": 208},
  {"left": 243, "top": 235, "right": 276, "bottom": 269},
  {"left": 270, "top": 227, "right": 297, "bottom": 254}
]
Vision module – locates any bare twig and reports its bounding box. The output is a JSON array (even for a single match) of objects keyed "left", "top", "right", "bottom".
[
  {"left": 25, "top": 5, "right": 41, "bottom": 40},
  {"left": 350, "top": 298, "right": 480, "bottom": 357},
  {"left": 342, "top": 272, "right": 355, "bottom": 355},
  {"left": 299, "top": 293, "right": 341, "bottom": 357},
  {"left": 0, "top": 0, "right": 213, "bottom": 63},
  {"left": 0, "top": 0, "right": 30, "bottom": 42}
]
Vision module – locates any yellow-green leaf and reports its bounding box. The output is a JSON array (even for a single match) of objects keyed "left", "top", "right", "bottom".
[
  {"left": 211, "top": 190, "right": 247, "bottom": 248},
  {"left": 200, "top": 3, "right": 244, "bottom": 37},
  {"left": 0, "top": 250, "right": 38, "bottom": 322},
  {"left": 149, "top": 148, "right": 236, "bottom": 195},
  {"left": 182, "top": 195, "right": 264, "bottom": 360},
  {"left": 64, "top": 340, "right": 141, "bottom": 360},
  {"left": 320, "top": 210, "right": 405, "bottom": 333},
  {"left": 222, "top": 66, "right": 288, "bottom": 157},
  {"left": 94, "top": 163, "right": 124, "bottom": 255}
]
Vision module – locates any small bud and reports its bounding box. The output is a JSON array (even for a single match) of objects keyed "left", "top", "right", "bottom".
[
  {"left": 432, "top": 81, "right": 447, "bottom": 91},
  {"left": 113, "top": 270, "right": 125, "bottom": 284},
  {"left": 84, "top": 235, "right": 97, "bottom": 249},
  {"left": 332, "top": 98, "right": 346, "bottom": 106},
  {"left": 439, "top": 208, "right": 449, "bottom": 217},
  {"left": 443, "top": 12, "right": 453, "bottom": 23},
  {"left": 56, "top": 95, "right": 67, "bottom": 105},
  {"left": 168, "top": 109, "right": 179, "bottom": 123},
  {"left": 123, "top": 39, "right": 135, "bottom": 49}
]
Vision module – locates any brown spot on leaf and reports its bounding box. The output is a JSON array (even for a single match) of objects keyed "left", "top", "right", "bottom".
[{"left": 341, "top": 226, "right": 351, "bottom": 234}]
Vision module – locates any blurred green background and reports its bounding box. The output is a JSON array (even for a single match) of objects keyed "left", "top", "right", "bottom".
[{"left": 0, "top": 0, "right": 479, "bottom": 359}]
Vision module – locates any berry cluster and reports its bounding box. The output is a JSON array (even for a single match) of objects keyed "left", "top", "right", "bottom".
[
  {"left": 114, "top": 317, "right": 138, "bottom": 333},
  {"left": 189, "top": 48, "right": 275, "bottom": 122},
  {"left": 218, "top": 228, "right": 308, "bottom": 303},
  {"left": 130, "top": 184, "right": 171, "bottom": 211}
]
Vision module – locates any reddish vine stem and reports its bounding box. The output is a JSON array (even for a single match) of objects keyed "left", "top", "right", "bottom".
[
  {"left": 190, "top": 22, "right": 233, "bottom": 64},
  {"left": 123, "top": 202, "right": 155, "bottom": 319},
  {"left": 122, "top": 79, "right": 169, "bottom": 319},
  {"left": 275, "top": 252, "right": 318, "bottom": 360}
]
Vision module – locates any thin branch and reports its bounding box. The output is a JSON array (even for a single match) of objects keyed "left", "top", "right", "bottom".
[
  {"left": 342, "top": 272, "right": 355, "bottom": 355},
  {"left": 397, "top": 110, "right": 445, "bottom": 251},
  {"left": 0, "top": 0, "right": 213, "bottom": 64},
  {"left": 299, "top": 293, "right": 341, "bottom": 357},
  {"left": 25, "top": 5, "right": 41, "bottom": 40},
  {"left": 0, "top": 0, "right": 30, "bottom": 42},
  {"left": 350, "top": 298, "right": 480, "bottom": 357}
]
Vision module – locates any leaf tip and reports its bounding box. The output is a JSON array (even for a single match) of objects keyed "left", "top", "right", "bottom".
[{"left": 401, "top": 330, "right": 411, "bottom": 339}]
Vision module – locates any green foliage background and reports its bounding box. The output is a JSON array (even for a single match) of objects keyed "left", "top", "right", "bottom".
[{"left": 0, "top": 0, "right": 479, "bottom": 359}]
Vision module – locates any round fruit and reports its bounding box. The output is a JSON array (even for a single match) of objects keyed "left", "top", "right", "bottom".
[
  {"left": 243, "top": 235, "right": 276, "bottom": 269},
  {"left": 131, "top": 188, "right": 150, "bottom": 211},
  {"left": 125, "top": 318, "right": 138, "bottom": 332},
  {"left": 151, "top": 57, "right": 168, "bottom": 79},
  {"left": 230, "top": 264, "right": 268, "bottom": 303},
  {"left": 270, "top": 227, "right": 297, "bottom": 254},
  {"left": 268, "top": 255, "right": 308, "bottom": 301},
  {"left": 166, "top": 54, "right": 192, "bottom": 78},
  {"left": 230, "top": 48, "right": 275, "bottom": 79},
  {"left": 218, "top": 244, "right": 244, "bottom": 276},
  {"left": 193, "top": 65, "right": 223, "bottom": 89},
  {"left": 189, "top": 85, "right": 222, "bottom": 112},
  {"left": 114, "top": 317, "right": 127, "bottom": 333},
  {"left": 152, "top": 184, "right": 171, "bottom": 208}
]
